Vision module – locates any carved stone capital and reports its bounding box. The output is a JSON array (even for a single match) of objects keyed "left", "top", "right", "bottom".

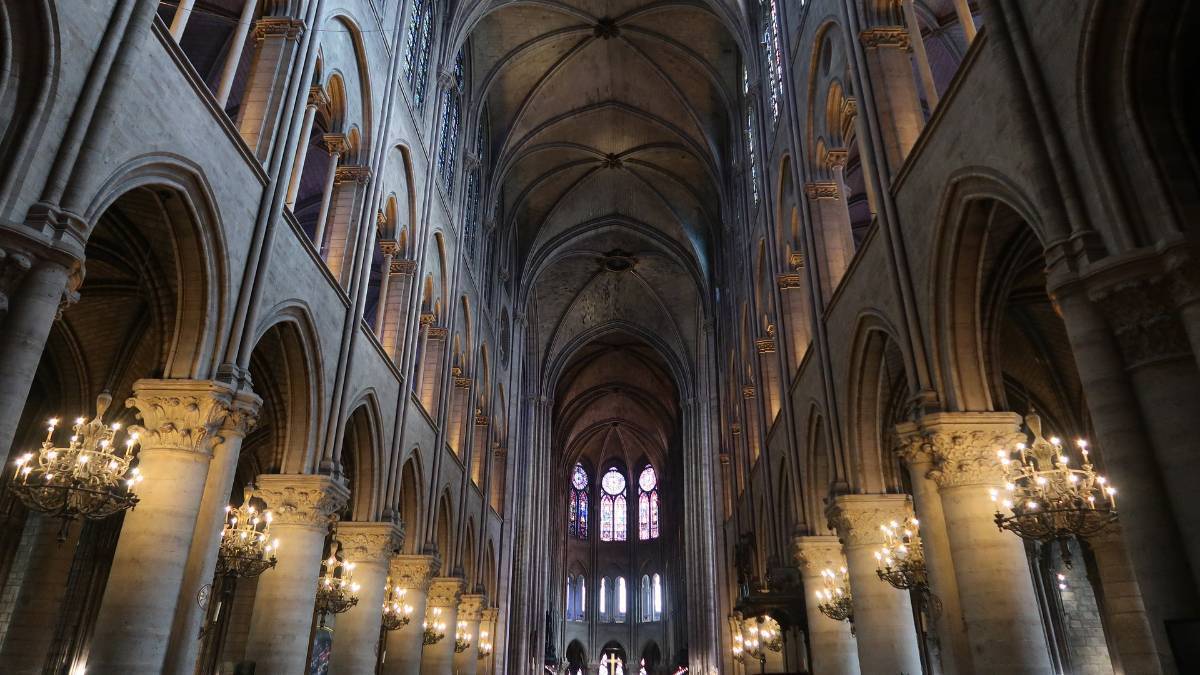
[
  {"left": 322, "top": 133, "right": 347, "bottom": 156},
  {"left": 1093, "top": 276, "right": 1190, "bottom": 367},
  {"left": 742, "top": 386, "right": 756, "bottom": 399},
  {"left": 379, "top": 239, "right": 400, "bottom": 257},
  {"left": 481, "top": 607, "right": 499, "bottom": 625},
  {"left": 755, "top": 337, "right": 776, "bottom": 354},
  {"left": 475, "top": 414, "right": 489, "bottom": 426},
  {"left": 254, "top": 17, "right": 306, "bottom": 41},
  {"left": 826, "top": 148, "right": 849, "bottom": 171},
  {"left": 335, "top": 165, "right": 372, "bottom": 185},
  {"left": 731, "top": 422, "right": 742, "bottom": 435},
  {"left": 392, "top": 258, "right": 417, "bottom": 275},
  {"left": 428, "top": 576, "right": 466, "bottom": 608},
  {"left": 437, "top": 69, "right": 458, "bottom": 91},
  {"left": 893, "top": 420, "right": 933, "bottom": 467},
  {"left": 792, "top": 535, "right": 846, "bottom": 574},
  {"left": 125, "top": 379, "right": 238, "bottom": 456},
  {"left": 860, "top": 26, "right": 909, "bottom": 49},
  {"left": 214, "top": 389, "right": 263, "bottom": 447},
  {"left": 777, "top": 273, "right": 803, "bottom": 290},
  {"left": 463, "top": 152, "right": 481, "bottom": 170},
  {"left": 805, "top": 181, "right": 840, "bottom": 200},
  {"left": 419, "top": 312, "right": 436, "bottom": 326},
  {"left": 916, "top": 412, "right": 1026, "bottom": 490},
  {"left": 337, "top": 521, "right": 404, "bottom": 563},
  {"left": 307, "top": 85, "right": 330, "bottom": 109},
  {"left": 428, "top": 326, "right": 449, "bottom": 340},
  {"left": 459, "top": 593, "right": 487, "bottom": 621},
  {"left": 827, "top": 493, "right": 913, "bottom": 549},
  {"left": 254, "top": 474, "right": 349, "bottom": 529},
  {"left": 455, "top": 377, "right": 472, "bottom": 389},
  {"left": 390, "top": 554, "right": 440, "bottom": 591}
]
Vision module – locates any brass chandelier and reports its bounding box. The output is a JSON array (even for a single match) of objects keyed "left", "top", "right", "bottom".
[
  {"left": 990, "top": 411, "right": 1117, "bottom": 564},
  {"left": 381, "top": 579, "right": 414, "bottom": 630},
  {"left": 814, "top": 567, "right": 853, "bottom": 624},
  {"left": 423, "top": 607, "right": 448, "bottom": 645},
  {"left": 477, "top": 629, "right": 493, "bottom": 659},
  {"left": 314, "top": 541, "right": 359, "bottom": 625},
  {"left": 9, "top": 395, "right": 143, "bottom": 539},
  {"left": 454, "top": 621, "right": 473, "bottom": 653},
  {"left": 874, "top": 517, "right": 927, "bottom": 591},
  {"left": 215, "top": 487, "right": 278, "bottom": 578}
]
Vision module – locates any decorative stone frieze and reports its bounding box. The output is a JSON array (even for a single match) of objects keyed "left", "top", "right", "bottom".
[
  {"left": 826, "top": 493, "right": 914, "bottom": 549},
  {"left": 338, "top": 521, "right": 405, "bottom": 562},
  {"left": 916, "top": 412, "right": 1026, "bottom": 489},
  {"left": 392, "top": 258, "right": 417, "bottom": 275},
  {"left": 428, "top": 577, "right": 466, "bottom": 608},
  {"left": 254, "top": 17, "right": 306, "bottom": 41},
  {"left": 428, "top": 326, "right": 449, "bottom": 340},
  {"left": 459, "top": 594, "right": 487, "bottom": 621},
  {"left": 125, "top": 379, "right": 240, "bottom": 456},
  {"left": 777, "top": 273, "right": 803, "bottom": 289},
  {"left": 792, "top": 535, "right": 846, "bottom": 573},
  {"left": 805, "top": 181, "right": 840, "bottom": 200},
  {"left": 254, "top": 474, "right": 349, "bottom": 529},
  {"left": 860, "top": 26, "right": 909, "bottom": 49},
  {"left": 755, "top": 337, "right": 776, "bottom": 353},
  {"left": 335, "top": 165, "right": 372, "bottom": 185},
  {"left": 1094, "top": 277, "right": 1190, "bottom": 367},
  {"left": 390, "top": 554, "right": 440, "bottom": 591}
]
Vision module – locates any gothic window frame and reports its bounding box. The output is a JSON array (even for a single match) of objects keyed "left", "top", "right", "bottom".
[
  {"left": 760, "top": 0, "right": 783, "bottom": 126},
  {"left": 637, "top": 464, "right": 659, "bottom": 540},
  {"left": 652, "top": 572, "right": 663, "bottom": 621},
  {"left": 743, "top": 68, "right": 761, "bottom": 209},
  {"left": 436, "top": 51, "right": 465, "bottom": 196},
  {"left": 463, "top": 105, "right": 488, "bottom": 269},
  {"left": 569, "top": 463, "right": 589, "bottom": 539},
  {"left": 403, "top": 0, "right": 435, "bottom": 111},
  {"left": 599, "top": 465, "right": 628, "bottom": 542},
  {"left": 615, "top": 575, "right": 628, "bottom": 623},
  {"left": 599, "top": 575, "right": 611, "bottom": 622}
]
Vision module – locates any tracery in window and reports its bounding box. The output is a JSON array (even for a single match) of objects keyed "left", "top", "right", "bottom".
[
  {"left": 743, "top": 68, "right": 760, "bottom": 208},
  {"left": 637, "top": 465, "right": 659, "bottom": 540},
  {"left": 565, "top": 574, "right": 586, "bottom": 621},
  {"left": 640, "top": 574, "right": 652, "bottom": 622},
  {"left": 569, "top": 463, "right": 589, "bottom": 539},
  {"left": 403, "top": 0, "right": 434, "bottom": 110},
  {"left": 761, "top": 0, "right": 783, "bottom": 124},
  {"left": 436, "top": 52, "right": 465, "bottom": 195},
  {"left": 464, "top": 111, "right": 487, "bottom": 265},
  {"left": 600, "top": 467, "right": 627, "bottom": 542},
  {"left": 599, "top": 576, "right": 610, "bottom": 622}
]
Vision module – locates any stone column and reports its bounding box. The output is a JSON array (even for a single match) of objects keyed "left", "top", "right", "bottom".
[
  {"left": 237, "top": 17, "right": 306, "bottom": 158},
  {"left": 793, "top": 535, "right": 861, "bottom": 675},
  {"left": 214, "top": 0, "right": 258, "bottom": 106},
  {"left": 312, "top": 133, "right": 346, "bottom": 251},
  {"left": 895, "top": 422, "right": 971, "bottom": 675},
  {"left": 422, "top": 577, "right": 466, "bottom": 675},
  {"left": 381, "top": 554, "right": 439, "bottom": 675},
  {"left": 168, "top": 0, "right": 196, "bottom": 41},
  {"left": 89, "top": 379, "right": 237, "bottom": 672},
  {"left": 952, "top": 0, "right": 976, "bottom": 43},
  {"left": 900, "top": 0, "right": 939, "bottom": 109},
  {"left": 454, "top": 594, "right": 486, "bottom": 675},
  {"left": 380, "top": 259, "right": 416, "bottom": 359},
  {"left": 805, "top": 181, "right": 854, "bottom": 299},
  {"left": 1085, "top": 526, "right": 1161, "bottom": 675},
  {"left": 244, "top": 474, "right": 349, "bottom": 674},
  {"left": 858, "top": 27, "right": 924, "bottom": 173},
  {"left": 285, "top": 86, "right": 329, "bottom": 209},
  {"left": 921, "top": 412, "right": 1054, "bottom": 673},
  {"left": 375, "top": 237, "right": 398, "bottom": 330},
  {"left": 330, "top": 521, "right": 405, "bottom": 673},
  {"left": 166, "top": 388, "right": 261, "bottom": 674},
  {"left": 828, "top": 494, "right": 922, "bottom": 675},
  {"left": 479, "top": 606, "right": 499, "bottom": 675},
  {"left": 0, "top": 246, "right": 77, "bottom": 460}
]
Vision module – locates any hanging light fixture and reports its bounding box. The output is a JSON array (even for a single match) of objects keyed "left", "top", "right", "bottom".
[
  {"left": 757, "top": 616, "right": 783, "bottom": 653},
  {"left": 454, "top": 621, "right": 473, "bottom": 653},
  {"left": 477, "top": 630, "right": 493, "bottom": 659},
  {"left": 990, "top": 410, "right": 1118, "bottom": 565},
  {"left": 381, "top": 579, "right": 414, "bottom": 630},
  {"left": 731, "top": 629, "right": 764, "bottom": 665},
  {"left": 9, "top": 394, "right": 143, "bottom": 540},
  {"left": 314, "top": 538, "right": 359, "bottom": 625},
  {"left": 215, "top": 487, "right": 278, "bottom": 578},
  {"left": 423, "top": 607, "right": 448, "bottom": 645},
  {"left": 814, "top": 567, "right": 853, "bottom": 624},
  {"left": 874, "top": 517, "right": 927, "bottom": 591}
]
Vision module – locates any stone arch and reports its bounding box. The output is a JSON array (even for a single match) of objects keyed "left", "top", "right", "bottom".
[
  {"left": 398, "top": 450, "right": 425, "bottom": 553},
  {"left": 845, "top": 312, "right": 911, "bottom": 494},
  {"left": 338, "top": 394, "right": 384, "bottom": 520},
  {"left": 462, "top": 517, "right": 477, "bottom": 587},
  {"left": 435, "top": 489, "right": 455, "bottom": 573},
  {"left": 0, "top": 0, "right": 56, "bottom": 210},
  {"left": 81, "top": 158, "right": 230, "bottom": 380},
  {"left": 483, "top": 538, "right": 497, "bottom": 598},
  {"left": 804, "top": 405, "right": 836, "bottom": 534},
  {"left": 929, "top": 170, "right": 1045, "bottom": 412}
]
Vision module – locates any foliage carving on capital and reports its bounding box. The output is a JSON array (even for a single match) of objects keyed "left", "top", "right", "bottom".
[
  {"left": 428, "top": 326, "right": 449, "bottom": 340},
  {"left": 1094, "top": 277, "right": 1190, "bottom": 367},
  {"left": 392, "top": 258, "right": 417, "bottom": 275},
  {"left": 826, "top": 495, "right": 913, "bottom": 549},
  {"left": 924, "top": 421, "right": 1025, "bottom": 490},
  {"left": 428, "top": 577, "right": 466, "bottom": 608},
  {"left": 805, "top": 181, "right": 840, "bottom": 201},
  {"left": 254, "top": 475, "right": 349, "bottom": 529},
  {"left": 125, "top": 379, "right": 238, "bottom": 456},
  {"left": 335, "top": 165, "right": 372, "bottom": 185},
  {"left": 308, "top": 85, "right": 330, "bottom": 109},
  {"left": 254, "top": 17, "right": 306, "bottom": 41},
  {"left": 792, "top": 536, "right": 846, "bottom": 574},
  {"left": 459, "top": 593, "right": 487, "bottom": 621},
  {"left": 214, "top": 390, "right": 263, "bottom": 448},
  {"left": 337, "top": 522, "right": 404, "bottom": 562},
  {"left": 860, "top": 27, "right": 909, "bottom": 49},
  {"left": 390, "top": 554, "right": 440, "bottom": 591}
]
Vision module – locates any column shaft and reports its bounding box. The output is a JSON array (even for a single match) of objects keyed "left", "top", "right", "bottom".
[
  {"left": 329, "top": 522, "right": 403, "bottom": 673},
  {"left": 312, "top": 149, "right": 342, "bottom": 250},
  {"left": 215, "top": 0, "right": 258, "bottom": 106},
  {"left": 1087, "top": 529, "right": 1161, "bottom": 675},
  {"left": 286, "top": 103, "right": 319, "bottom": 209},
  {"left": 169, "top": 0, "right": 196, "bottom": 41},
  {"left": 421, "top": 577, "right": 466, "bottom": 675},
  {"left": 794, "top": 536, "right": 861, "bottom": 675},
  {"left": 380, "top": 554, "right": 439, "bottom": 675},
  {"left": 901, "top": 0, "right": 939, "bottom": 109},
  {"left": 859, "top": 29, "right": 924, "bottom": 173},
  {"left": 0, "top": 517, "right": 82, "bottom": 671}
]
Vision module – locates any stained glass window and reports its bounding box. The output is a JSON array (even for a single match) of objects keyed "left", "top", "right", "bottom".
[
  {"left": 616, "top": 576, "right": 627, "bottom": 622},
  {"left": 761, "top": 0, "right": 783, "bottom": 125},
  {"left": 743, "top": 68, "right": 760, "bottom": 208},
  {"left": 600, "top": 576, "right": 610, "bottom": 621},
  {"left": 600, "top": 467, "right": 627, "bottom": 542},
  {"left": 403, "top": 0, "right": 434, "bottom": 110},
  {"left": 652, "top": 573, "right": 662, "bottom": 620},
  {"left": 464, "top": 113, "right": 486, "bottom": 265},
  {"left": 569, "top": 463, "right": 588, "bottom": 539},
  {"left": 638, "top": 465, "right": 659, "bottom": 540},
  {"left": 640, "top": 575, "right": 652, "bottom": 622},
  {"left": 437, "top": 52, "right": 465, "bottom": 195}
]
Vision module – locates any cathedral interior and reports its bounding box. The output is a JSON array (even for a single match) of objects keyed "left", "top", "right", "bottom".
[{"left": 0, "top": 0, "right": 1196, "bottom": 673}]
